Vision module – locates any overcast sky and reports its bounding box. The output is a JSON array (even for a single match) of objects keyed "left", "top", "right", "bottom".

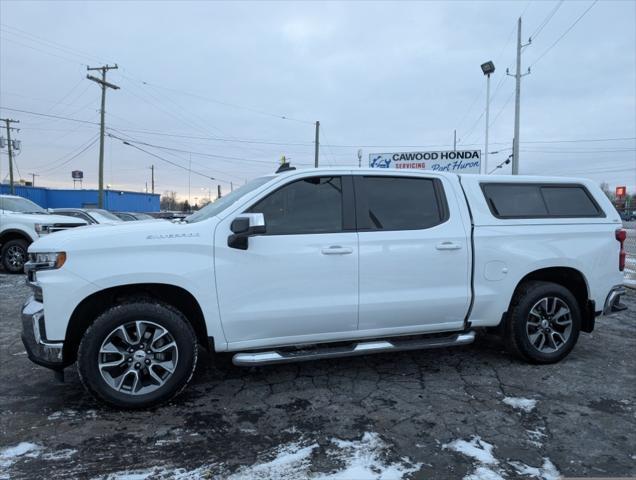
[{"left": 1, "top": 0, "right": 635, "bottom": 201}]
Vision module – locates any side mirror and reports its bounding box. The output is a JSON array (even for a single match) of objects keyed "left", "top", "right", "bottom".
[{"left": 228, "top": 213, "right": 266, "bottom": 250}]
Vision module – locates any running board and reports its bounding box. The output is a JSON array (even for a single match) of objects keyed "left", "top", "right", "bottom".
[{"left": 232, "top": 331, "right": 476, "bottom": 367}]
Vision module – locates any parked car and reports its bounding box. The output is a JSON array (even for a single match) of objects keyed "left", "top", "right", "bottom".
[
  {"left": 0, "top": 194, "right": 86, "bottom": 273},
  {"left": 50, "top": 208, "right": 123, "bottom": 225},
  {"left": 113, "top": 212, "right": 156, "bottom": 221},
  {"left": 22, "top": 169, "right": 627, "bottom": 408},
  {"left": 619, "top": 210, "right": 635, "bottom": 221},
  {"left": 148, "top": 211, "right": 188, "bottom": 221}
]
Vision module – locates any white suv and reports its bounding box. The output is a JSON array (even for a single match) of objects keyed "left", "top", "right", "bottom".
[{"left": 0, "top": 194, "right": 86, "bottom": 273}]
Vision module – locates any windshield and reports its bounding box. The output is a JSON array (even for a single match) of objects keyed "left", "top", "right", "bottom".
[
  {"left": 0, "top": 196, "right": 46, "bottom": 213},
  {"left": 186, "top": 176, "right": 275, "bottom": 223},
  {"left": 88, "top": 209, "right": 124, "bottom": 222}
]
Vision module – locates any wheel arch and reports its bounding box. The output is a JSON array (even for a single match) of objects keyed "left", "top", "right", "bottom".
[
  {"left": 508, "top": 266, "right": 594, "bottom": 333},
  {"left": 0, "top": 229, "right": 33, "bottom": 247},
  {"left": 64, "top": 283, "right": 211, "bottom": 364}
]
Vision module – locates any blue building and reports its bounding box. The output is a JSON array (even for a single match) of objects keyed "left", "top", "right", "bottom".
[{"left": 0, "top": 184, "right": 160, "bottom": 212}]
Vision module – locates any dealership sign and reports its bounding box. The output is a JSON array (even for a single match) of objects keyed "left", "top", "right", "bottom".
[{"left": 369, "top": 150, "right": 481, "bottom": 173}]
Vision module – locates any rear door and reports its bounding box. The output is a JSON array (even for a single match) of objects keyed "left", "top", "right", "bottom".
[{"left": 355, "top": 174, "right": 471, "bottom": 334}]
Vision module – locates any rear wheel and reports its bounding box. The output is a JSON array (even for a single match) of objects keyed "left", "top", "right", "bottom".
[
  {"left": 506, "top": 281, "right": 581, "bottom": 364},
  {"left": 1, "top": 238, "right": 29, "bottom": 273},
  {"left": 78, "top": 302, "right": 198, "bottom": 408}
]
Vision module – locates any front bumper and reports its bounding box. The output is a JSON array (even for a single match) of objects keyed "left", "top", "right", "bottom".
[
  {"left": 602, "top": 286, "right": 627, "bottom": 315},
  {"left": 21, "top": 296, "right": 66, "bottom": 370}
]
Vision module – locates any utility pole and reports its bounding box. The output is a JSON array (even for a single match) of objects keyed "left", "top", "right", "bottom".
[
  {"left": 87, "top": 64, "right": 119, "bottom": 207},
  {"left": 1, "top": 118, "right": 19, "bottom": 194},
  {"left": 453, "top": 130, "right": 457, "bottom": 151},
  {"left": 217, "top": 184, "right": 222, "bottom": 200},
  {"left": 314, "top": 121, "right": 320, "bottom": 168},
  {"left": 507, "top": 18, "right": 531, "bottom": 175},
  {"left": 29, "top": 173, "right": 39, "bottom": 187},
  {"left": 150, "top": 165, "right": 155, "bottom": 194}
]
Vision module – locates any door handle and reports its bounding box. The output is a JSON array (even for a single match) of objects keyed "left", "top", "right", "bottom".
[
  {"left": 321, "top": 245, "right": 353, "bottom": 255},
  {"left": 436, "top": 241, "right": 462, "bottom": 251}
]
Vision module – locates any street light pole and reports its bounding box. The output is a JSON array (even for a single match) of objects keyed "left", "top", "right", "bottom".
[{"left": 480, "top": 61, "right": 495, "bottom": 175}]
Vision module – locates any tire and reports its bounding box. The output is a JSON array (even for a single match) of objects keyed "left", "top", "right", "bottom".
[
  {"left": 1, "top": 238, "right": 29, "bottom": 273},
  {"left": 77, "top": 302, "right": 198, "bottom": 409},
  {"left": 506, "top": 281, "right": 581, "bottom": 364}
]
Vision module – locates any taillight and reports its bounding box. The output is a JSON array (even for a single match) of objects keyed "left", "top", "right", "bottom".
[{"left": 615, "top": 228, "right": 626, "bottom": 271}]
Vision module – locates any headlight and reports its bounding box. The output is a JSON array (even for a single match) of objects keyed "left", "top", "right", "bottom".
[
  {"left": 34, "top": 224, "right": 52, "bottom": 235},
  {"left": 30, "top": 252, "right": 67, "bottom": 270}
]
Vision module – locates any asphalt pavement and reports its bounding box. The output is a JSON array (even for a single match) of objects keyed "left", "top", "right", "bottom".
[{"left": 1, "top": 273, "right": 634, "bottom": 479}]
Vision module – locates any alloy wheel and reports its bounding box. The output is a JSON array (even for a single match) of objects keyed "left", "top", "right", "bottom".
[
  {"left": 526, "top": 296, "right": 573, "bottom": 353},
  {"left": 98, "top": 321, "right": 179, "bottom": 395}
]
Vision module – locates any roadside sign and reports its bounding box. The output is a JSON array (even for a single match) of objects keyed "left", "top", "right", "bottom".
[{"left": 369, "top": 150, "right": 481, "bottom": 173}]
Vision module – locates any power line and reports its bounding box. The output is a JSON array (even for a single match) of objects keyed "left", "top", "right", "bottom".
[
  {"left": 530, "top": 0, "right": 598, "bottom": 67},
  {"left": 455, "top": 0, "right": 532, "bottom": 139},
  {"left": 0, "top": 107, "right": 100, "bottom": 125},
  {"left": 39, "top": 137, "right": 100, "bottom": 174},
  {"left": 121, "top": 73, "right": 315, "bottom": 125},
  {"left": 113, "top": 136, "right": 216, "bottom": 181},
  {"left": 529, "top": 0, "right": 564, "bottom": 41},
  {"left": 4, "top": 106, "right": 633, "bottom": 149},
  {"left": 521, "top": 148, "right": 636, "bottom": 154},
  {"left": 31, "top": 134, "right": 100, "bottom": 171},
  {"left": 107, "top": 132, "right": 313, "bottom": 167},
  {"left": 0, "top": 23, "right": 106, "bottom": 64}
]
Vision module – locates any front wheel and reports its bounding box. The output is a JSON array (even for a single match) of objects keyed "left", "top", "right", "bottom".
[
  {"left": 1, "top": 238, "right": 29, "bottom": 273},
  {"left": 78, "top": 302, "right": 198, "bottom": 409},
  {"left": 506, "top": 281, "right": 581, "bottom": 364}
]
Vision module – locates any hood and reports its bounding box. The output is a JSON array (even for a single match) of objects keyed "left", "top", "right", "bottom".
[
  {"left": 29, "top": 217, "right": 206, "bottom": 252},
  {"left": 0, "top": 211, "right": 88, "bottom": 225}
]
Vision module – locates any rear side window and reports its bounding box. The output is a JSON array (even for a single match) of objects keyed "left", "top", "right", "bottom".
[
  {"left": 541, "top": 186, "right": 601, "bottom": 216},
  {"left": 482, "top": 183, "right": 603, "bottom": 218},
  {"left": 360, "top": 176, "right": 447, "bottom": 230}
]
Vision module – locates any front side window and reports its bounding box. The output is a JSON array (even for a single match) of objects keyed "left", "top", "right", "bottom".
[
  {"left": 248, "top": 176, "right": 343, "bottom": 235},
  {"left": 362, "top": 176, "right": 446, "bottom": 230}
]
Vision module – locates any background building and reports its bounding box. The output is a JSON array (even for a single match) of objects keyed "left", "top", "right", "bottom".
[{"left": 0, "top": 184, "right": 159, "bottom": 212}]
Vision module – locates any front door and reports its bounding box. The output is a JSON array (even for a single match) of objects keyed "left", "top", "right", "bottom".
[
  {"left": 355, "top": 174, "right": 471, "bottom": 334},
  {"left": 214, "top": 175, "right": 359, "bottom": 349}
]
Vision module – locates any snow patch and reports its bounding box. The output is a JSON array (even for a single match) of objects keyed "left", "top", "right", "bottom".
[
  {"left": 227, "top": 442, "right": 317, "bottom": 479},
  {"left": 0, "top": 442, "right": 42, "bottom": 479},
  {"left": 464, "top": 465, "right": 506, "bottom": 480},
  {"left": 0, "top": 442, "right": 77, "bottom": 478},
  {"left": 94, "top": 432, "right": 421, "bottom": 480},
  {"left": 42, "top": 449, "right": 77, "bottom": 461},
  {"left": 503, "top": 397, "right": 537, "bottom": 413},
  {"left": 47, "top": 409, "right": 97, "bottom": 421},
  {"left": 0, "top": 442, "right": 41, "bottom": 467},
  {"left": 317, "top": 432, "right": 421, "bottom": 479},
  {"left": 444, "top": 435, "right": 561, "bottom": 480},
  {"left": 444, "top": 436, "right": 498, "bottom": 465},
  {"left": 509, "top": 458, "right": 561, "bottom": 480},
  {"left": 526, "top": 428, "right": 547, "bottom": 447}
]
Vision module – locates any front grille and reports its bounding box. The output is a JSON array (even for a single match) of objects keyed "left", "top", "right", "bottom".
[{"left": 48, "top": 223, "right": 84, "bottom": 233}]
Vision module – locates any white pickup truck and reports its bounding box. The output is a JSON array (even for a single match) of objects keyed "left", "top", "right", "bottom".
[
  {"left": 0, "top": 194, "right": 87, "bottom": 273},
  {"left": 22, "top": 168, "right": 627, "bottom": 408}
]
